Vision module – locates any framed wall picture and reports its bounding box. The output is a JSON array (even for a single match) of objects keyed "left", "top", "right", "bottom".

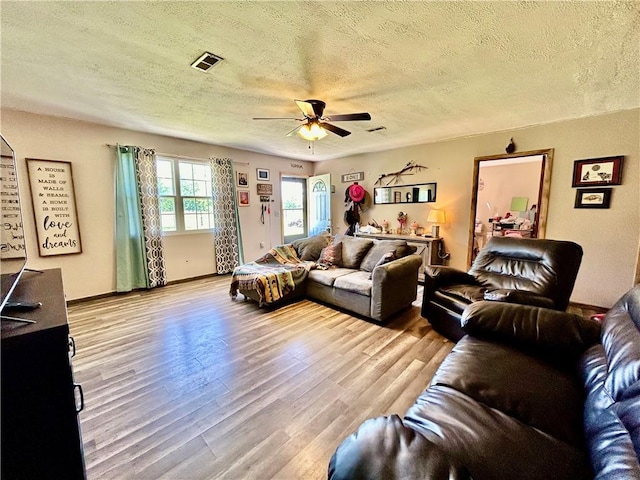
[
  {"left": 256, "top": 168, "right": 270, "bottom": 181},
  {"left": 237, "top": 171, "right": 248, "bottom": 187},
  {"left": 0, "top": 154, "right": 26, "bottom": 259},
  {"left": 572, "top": 156, "right": 623, "bottom": 187},
  {"left": 256, "top": 183, "right": 273, "bottom": 195},
  {"left": 574, "top": 188, "right": 612, "bottom": 209},
  {"left": 26, "top": 158, "right": 82, "bottom": 256},
  {"left": 238, "top": 190, "right": 250, "bottom": 207}
]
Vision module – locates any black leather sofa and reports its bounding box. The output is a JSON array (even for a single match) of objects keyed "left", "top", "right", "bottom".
[
  {"left": 422, "top": 236, "right": 583, "bottom": 341},
  {"left": 329, "top": 285, "right": 640, "bottom": 480}
]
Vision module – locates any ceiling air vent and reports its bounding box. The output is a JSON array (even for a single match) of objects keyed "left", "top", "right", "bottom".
[
  {"left": 190, "top": 52, "right": 224, "bottom": 72},
  {"left": 367, "top": 126, "right": 387, "bottom": 133}
]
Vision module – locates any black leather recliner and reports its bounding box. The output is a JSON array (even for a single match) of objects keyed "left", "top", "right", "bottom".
[
  {"left": 422, "top": 236, "right": 583, "bottom": 341},
  {"left": 329, "top": 285, "right": 640, "bottom": 480}
]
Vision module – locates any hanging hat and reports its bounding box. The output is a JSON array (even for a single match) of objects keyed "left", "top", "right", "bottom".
[{"left": 348, "top": 183, "right": 366, "bottom": 203}]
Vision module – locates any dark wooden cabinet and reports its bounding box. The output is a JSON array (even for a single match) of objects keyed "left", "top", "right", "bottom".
[{"left": 1, "top": 269, "right": 86, "bottom": 480}]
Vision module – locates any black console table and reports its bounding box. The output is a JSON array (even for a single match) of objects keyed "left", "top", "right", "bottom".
[{"left": 1, "top": 268, "right": 86, "bottom": 480}]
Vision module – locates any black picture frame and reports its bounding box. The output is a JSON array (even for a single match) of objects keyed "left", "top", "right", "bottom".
[
  {"left": 572, "top": 156, "right": 623, "bottom": 187},
  {"left": 574, "top": 188, "right": 612, "bottom": 209}
]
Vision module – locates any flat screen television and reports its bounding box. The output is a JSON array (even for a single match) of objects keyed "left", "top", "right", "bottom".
[{"left": 0, "top": 133, "right": 28, "bottom": 311}]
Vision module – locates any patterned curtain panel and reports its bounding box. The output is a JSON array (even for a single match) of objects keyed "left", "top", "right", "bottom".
[
  {"left": 210, "top": 157, "right": 244, "bottom": 274},
  {"left": 114, "top": 145, "right": 166, "bottom": 292},
  {"left": 133, "top": 147, "right": 167, "bottom": 288}
]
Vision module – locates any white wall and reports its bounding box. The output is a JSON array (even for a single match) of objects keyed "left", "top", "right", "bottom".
[
  {"left": 315, "top": 109, "right": 639, "bottom": 308},
  {"left": 1, "top": 109, "right": 312, "bottom": 300},
  {"left": 3, "top": 108, "right": 637, "bottom": 307}
]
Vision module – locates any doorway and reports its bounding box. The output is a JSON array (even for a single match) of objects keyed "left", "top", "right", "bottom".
[
  {"left": 281, "top": 177, "right": 307, "bottom": 244},
  {"left": 307, "top": 173, "right": 331, "bottom": 236},
  {"left": 281, "top": 174, "right": 332, "bottom": 244},
  {"left": 468, "top": 149, "right": 554, "bottom": 265}
]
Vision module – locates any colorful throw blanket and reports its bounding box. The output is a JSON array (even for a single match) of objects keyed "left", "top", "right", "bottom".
[{"left": 229, "top": 244, "right": 316, "bottom": 306}]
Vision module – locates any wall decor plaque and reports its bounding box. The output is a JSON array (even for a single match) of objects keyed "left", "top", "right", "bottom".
[
  {"left": 256, "top": 183, "right": 273, "bottom": 195},
  {"left": 0, "top": 155, "right": 26, "bottom": 259},
  {"left": 341, "top": 171, "right": 364, "bottom": 183},
  {"left": 26, "top": 158, "right": 82, "bottom": 256}
]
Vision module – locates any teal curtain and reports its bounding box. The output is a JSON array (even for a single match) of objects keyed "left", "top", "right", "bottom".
[
  {"left": 115, "top": 145, "right": 166, "bottom": 292},
  {"left": 115, "top": 146, "right": 148, "bottom": 291},
  {"left": 210, "top": 157, "right": 244, "bottom": 273}
]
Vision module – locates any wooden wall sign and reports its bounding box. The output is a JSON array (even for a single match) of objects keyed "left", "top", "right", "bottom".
[
  {"left": 26, "top": 158, "right": 82, "bottom": 256},
  {"left": 0, "top": 155, "right": 26, "bottom": 259},
  {"left": 256, "top": 183, "right": 273, "bottom": 195},
  {"left": 341, "top": 172, "right": 364, "bottom": 183}
]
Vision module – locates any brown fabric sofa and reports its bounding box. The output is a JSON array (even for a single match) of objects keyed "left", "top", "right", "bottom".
[
  {"left": 239, "top": 233, "right": 422, "bottom": 322},
  {"left": 328, "top": 285, "right": 640, "bottom": 480}
]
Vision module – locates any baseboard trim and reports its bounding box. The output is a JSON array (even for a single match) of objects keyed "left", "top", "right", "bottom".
[
  {"left": 66, "top": 273, "right": 219, "bottom": 306},
  {"left": 568, "top": 301, "right": 608, "bottom": 314}
]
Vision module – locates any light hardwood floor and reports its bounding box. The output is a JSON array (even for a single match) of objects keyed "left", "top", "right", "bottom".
[{"left": 68, "top": 276, "right": 453, "bottom": 480}]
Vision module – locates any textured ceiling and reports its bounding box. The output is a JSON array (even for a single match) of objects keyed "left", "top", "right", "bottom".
[{"left": 1, "top": 1, "right": 638, "bottom": 161}]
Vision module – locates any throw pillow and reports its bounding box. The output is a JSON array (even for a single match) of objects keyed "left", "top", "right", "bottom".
[
  {"left": 318, "top": 242, "right": 343, "bottom": 267},
  {"left": 292, "top": 233, "right": 332, "bottom": 261},
  {"left": 369, "top": 251, "right": 397, "bottom": 279},
  {"left": 360, "top": 239, "right": 408, "bottom": 272},
  {"left": 394, "top": 244, "right": 418, "bottom": 258},
  {"left": 334, "top": 235, "right": 374, "bottom": 269}
]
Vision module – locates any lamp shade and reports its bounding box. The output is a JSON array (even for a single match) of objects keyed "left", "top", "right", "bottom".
[
  {"left": 427, "top": 209, "right": 446, "bottom": 224},
  {"left": 298, "top": 122, "right": 328, "bottom": 141}
]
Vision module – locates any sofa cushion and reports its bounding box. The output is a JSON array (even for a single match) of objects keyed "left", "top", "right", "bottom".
[
  {"left": 432, "top": 336, "right": 587, "bottom": 448},
  {"left": 328, "top": 415, "right": 472, "bottom": 480},
  {"left": 431, "top": 285, "right": 486, "bottom": 314},
  {"left": 368, "top": 251, "right": 396, "bottom": 279},
  {"left": 334, "top": 235, "right": 373, "bottom": 269},
  {"left": 307, "top": 268, "right": 356, "bottom": 287},
  {"left": 404, "top": 385, "right": 592, "bottom": 480},
  {"left": 292, "top": 233, "right": 331, "bottom": 261},
  {"left": 318, "top": 242, "right": 342, "bottom": 267},
  {"left": 333, "top": 271, "right": 372, "bottom": 296},
  {"left": 360, "top": 239, "right": 407, "bottom": 272}
]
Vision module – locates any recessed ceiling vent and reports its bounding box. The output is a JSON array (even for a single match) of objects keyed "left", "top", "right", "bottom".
[
  {"left": 367, "top": 126, "right": 387, "bottom": 132},
  {"left": 191, "top": 52, "right": 224, "bottom": 72}
]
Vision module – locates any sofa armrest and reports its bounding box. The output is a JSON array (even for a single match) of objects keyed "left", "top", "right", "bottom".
[
  {"left": 371, "top": 255, "right": 422, "bottom": 321},
  {"left": 461, "top": 301, "right": 601, "bottom": 362},
  {"left": 483, "top": 288, "right": 556, "bottom": 309},
  {"left": 424, "top": 266, "right": 479, "bottom": 293},
  {"left": 328, "top": 415, "right": 472, "bottom": 480}
]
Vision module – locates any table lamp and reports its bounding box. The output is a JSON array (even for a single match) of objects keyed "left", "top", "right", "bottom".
[{"left": 427, "top": 209, "right": 445, "bottom": 237}]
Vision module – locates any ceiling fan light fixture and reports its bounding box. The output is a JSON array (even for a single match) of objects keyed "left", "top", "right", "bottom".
[{"left": 298, "top": 122, "right": 327, "bottom": 141}]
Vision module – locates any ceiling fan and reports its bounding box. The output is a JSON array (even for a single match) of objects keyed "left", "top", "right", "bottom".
[{"left": 253, "top": 99, "right": 371, "bottom": 141}]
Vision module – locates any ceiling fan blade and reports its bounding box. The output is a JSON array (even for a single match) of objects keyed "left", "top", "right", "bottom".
[
  {"left": 286, "top": 125, "right": 303, "bottom": 137},
  {"left": 320, "top": 122, "right": 351, "bottom": 137},
  {"left": 324, "top": 112, "right": 372, "bottom": 122},
  {"left": 252, "top": 117, "right": 301, "bottom": 120},
  {"left": 295, "top": 100, "right": 317, "bottom": 119}
]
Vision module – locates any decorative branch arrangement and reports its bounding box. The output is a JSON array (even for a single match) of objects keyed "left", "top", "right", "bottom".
[{"left": 374, "top": 161, "right": 428, "bottom": 186}]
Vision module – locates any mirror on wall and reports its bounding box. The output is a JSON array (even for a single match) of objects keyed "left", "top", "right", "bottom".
[
  {"left": 374, "top": 182, "right": 437, "bottom": 204},
  {"left": 467, "top": 148, "right": 554, "bottom": 266}
]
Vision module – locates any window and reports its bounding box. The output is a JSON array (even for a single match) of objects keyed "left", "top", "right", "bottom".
[{"left": 156, "top": 157, "right": 214, "bottom": 233}]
